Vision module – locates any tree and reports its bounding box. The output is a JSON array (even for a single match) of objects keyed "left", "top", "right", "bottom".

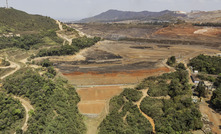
[
  {"left": 167, "top": 56, "right": 176, "bottom": 66},
  {"left": 177, "top": 63, "right": 186, "bottom": 70},
  {"left": 210, "top": 87, "right": 221, "bottom": 109},
  {"left": 214, "top": 76, "right": 221, "bottom": 88},
  {"left": 196, "top": 81, "right": 206, "bottom": 97}
]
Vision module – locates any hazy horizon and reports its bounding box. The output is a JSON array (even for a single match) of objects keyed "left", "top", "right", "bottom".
[{"left": 0, "top": 0, "right": 220, "bottom": 21}]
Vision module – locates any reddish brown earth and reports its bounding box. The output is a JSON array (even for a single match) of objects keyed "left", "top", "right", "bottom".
[
  {"left": 153, "top": 24, "right": 221, "bottom": 42},
  {"left": 63, "top": 67, "right": 170, "bottom": 85},
  {"left": 77, "top": 86, "right": 124, "bottom": 101},
  {"left": 77, "top": 86, "right": 123, "bottom": 114},
  {"left": 78, "top": 102, "right": 106, "bottom": 114}
]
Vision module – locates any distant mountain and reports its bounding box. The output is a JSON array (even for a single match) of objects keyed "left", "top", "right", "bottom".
[
  {"left": 0, "top": 8, "right": 58, "bottom": 33},
  {"left": 78, "top": 9, "right": 187, "bottom": 23}
]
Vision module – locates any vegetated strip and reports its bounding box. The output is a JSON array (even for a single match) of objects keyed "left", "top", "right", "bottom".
[{"left": 119, "top": 37, "right": 220, "bottom": 47}]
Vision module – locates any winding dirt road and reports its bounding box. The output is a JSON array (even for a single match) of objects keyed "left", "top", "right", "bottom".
[
  {"left": 13, "top": 96, "right": 34, "bottom": 132},
  {"left": 135, "top": 89, "right": 156, "bottom": 134},
  {"left": 0, "top": 58, "right": 34, "bottom": 133},
  {"left": 56, "top": 20, "right": 73, "bottom": 45},
  {"left": 0, "top": 59, "right": 21, "bottom": 79}
]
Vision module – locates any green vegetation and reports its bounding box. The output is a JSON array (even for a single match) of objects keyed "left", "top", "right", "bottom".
[
  {"left": 0, "top": 92, "right": 25, "bottom": 133},
  {"left": 0, "top": 8, "right": 63, "bottom": 50},
  {"left": 210, "top": 76, "right": 221, "bottom": 109},
  {"left": 62, "top": 24, "right": 79, "bottom": 36},
  {"left": 167, "top": 56, "right": 176, "bottom": 65},
  {"left": 37, "top": 59, "right": 57, "bottom": 78},
  {"left": 98, "top": 88, "right": 152, "bottom": 134},
  {"left": 0, "top": 8, "right": 58, "bottom": 33},
  {"left": 189, "top": 54, "right": 221, "bottom": 75},
  {"left": 138, "top": 70, "right": 202, "bottom": 133},
  {"left": 37, "top": 36, "right": 101, "bottom": 57},
  {"left": 166, "top": 56, "right": 176, "bottom": 66},
  {"left": 121, "top": 88, "right": 142, "bottom": 102},
  {"left": 2, "top": 68, "right": 86, "bottom": 133},
  {"left": 148, "top": 79, "right": 169, "bottom": 97},
  {"left": 193, "top": 22, "right": 221, "bottom": 27},
  {"left": 37, "top": 44, "right": 78, "bottom": 57},
  {"left": 0, "top": 30, "right": 63, "bottom": 50},
  {"left": 119, "top": 37, "right": 218, "bottom": 46},
  {"left": 0, "top": 58, "right": 10, "bottom": 66},
  {"left": 189, "top": 55, "right": 221, "bottom": 109},
  {"left": 211, "top": 86, "right": 221, "bottom": 109},
  {"left": 196, "top": 74, "right": 216, "bottom": 82},
  {"left": 195, "top": 81, "right": 207, "bottom": 97},
  {"left": 176, "top": 63, "right": 186, "bottom": 70},
  {"left": 0, "top": 68, "right": 14, "bottom": 78}
]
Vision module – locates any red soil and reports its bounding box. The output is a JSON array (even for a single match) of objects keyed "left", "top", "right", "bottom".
[
  {"left": 77, "top": 86, "right": 123, "bottom": 101},
  {"left": 63, "top": 67, "right": 170, "bottom": 85},
  {"left": 78, "top": 102, "right": 106, "bottom": 114},
  {"left": 77, "top": 86, "right": 123, "bottom": 114}
]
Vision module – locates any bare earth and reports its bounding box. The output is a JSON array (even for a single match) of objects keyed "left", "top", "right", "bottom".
[
  {"left": 199, "top": 99, "right": 221, "bottom": 134},
  {"left": 50, "top": 39, "right": 220, "bottom": 134}
]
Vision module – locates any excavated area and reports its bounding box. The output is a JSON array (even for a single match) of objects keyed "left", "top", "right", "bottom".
[{"left": 52, "top": 40, "right": 220, "bottom": 116}]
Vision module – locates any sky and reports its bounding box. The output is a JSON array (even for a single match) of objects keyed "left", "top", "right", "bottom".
[{"left": 0, "top": 0, "right": 221, "bottom": 21}]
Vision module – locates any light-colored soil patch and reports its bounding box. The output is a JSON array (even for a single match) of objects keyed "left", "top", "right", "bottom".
[
  {"left": 77, "top": 86, "right": 123, "bottom": 114},
  {"left": 78, "top": 102, "right": 106, "bottom": 114},
  {"left": 199, "top": 99, "right": 221, "bottom": 134},
  {"left": 77, "top": 86, "right": 124, "bottom": 134},
  {"left": 194, "top": 27, "right": 221, "bottom": 37}
]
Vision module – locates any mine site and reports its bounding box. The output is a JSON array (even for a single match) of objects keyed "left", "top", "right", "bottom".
[
  {"left": 0, "top": 1, "right": 221, "bottom": 134},
  {"left": 47, "top": 20, "right": 221, "bottom": 134}
]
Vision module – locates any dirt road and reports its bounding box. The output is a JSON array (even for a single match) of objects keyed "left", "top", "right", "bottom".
[
  {"left": 135, "top": 89, "right": 156, "bottom": 134},
  {"left": 200, "top": 99, "right": 221, "bottom": 134},
  {"left": 56, "top": 20, "right": 63, "bottom": 31},
  {"left": 56, "top": 20, "right": 72, "bottom": 45},
  {"left": 0, "top": 59, "right": 21, "bottom": 79},
  {"left": 13, "top": 96, "right": 34, "bottom": 132},
  {"left": 0, "top": 58, "right": 34, "bottom": 133}
]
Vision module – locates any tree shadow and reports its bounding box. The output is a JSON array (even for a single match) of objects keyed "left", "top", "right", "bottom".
[{"left": 205, "top": 100, "right": 220, "bottom": 113}]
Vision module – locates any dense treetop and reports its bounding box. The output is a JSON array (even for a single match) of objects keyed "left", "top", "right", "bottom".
[
  {"left": 0, "top": 92, "right": 25, "bottom": 133},
  {"left": 189, "top": 54, "right": 221, "bottom": 75},
  {"left": 0, "top": 8, "right": 58, "bottom": 33},
  {"left": 2, "top": 68, "right": 86, "bottom": 134}
]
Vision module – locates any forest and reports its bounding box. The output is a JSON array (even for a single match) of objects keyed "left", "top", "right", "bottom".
[
  {"left": 0, "top": 30, "right": 63, "bottom": 50},
  {"left": 193, "top": 22, "right": 221, "bottom": 27},
  {"left": 210, "top": 76, "right": 221, "bottom": 109},
  {"left": 0, "top": 8, "right": 58, "bottom": 34},
  {"left": 2, "top": 67, "right": 86, "bottom": 134},
  {"left": 139, "top": 70, "right": 203, "bottom": 133},
  {"left": 188, "top": 54, "right": 221, "bottom": 75},
  {"left": 0, "top": 92, "right": 25, "bottom": 133},
  {"left": 102, "top": 65, "right": 203, "bottom": 134},
  {"left": 36, "top": 36, "right": 101, "bottom": 57},
  {"left": 98, "top": 88, "right": 152, "bottom": 134}
]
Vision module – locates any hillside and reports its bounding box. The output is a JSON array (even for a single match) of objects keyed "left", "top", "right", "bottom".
[
  {"left": 0, "top": 8, "right": 63, "bottom": 50},
  {"left": 0, "top": 8, "right": 58, "bottom": 34},
  {"left": 78, "top": 9, "right": 186, "bottom": 23},
  {"left": 186, "top": 10, "right": 221, "bottom": 23}
]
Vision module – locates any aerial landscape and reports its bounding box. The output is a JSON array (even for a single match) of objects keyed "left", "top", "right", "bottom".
[{"left": 0, "top": 0, "right": 221, "bottom": 134}]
